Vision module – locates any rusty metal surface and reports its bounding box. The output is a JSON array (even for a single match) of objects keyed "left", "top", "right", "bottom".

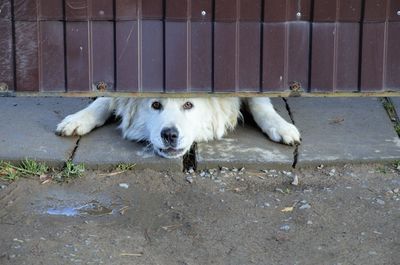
[{"left": 1, "top": 0, "right": 400, "bottom": 96}]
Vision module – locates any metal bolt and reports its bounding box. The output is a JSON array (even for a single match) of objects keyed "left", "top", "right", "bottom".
[
  {"left": 397, "top": 10, "right": 400, "bottom": 16},
  {"left": 201, "top": 10, "right": 206, "bottom": 16},
  {"left": 0, "top": 82, "right": 8, "bottom": 92},
  {"left": 96, "top": 81, "right": 107, "bottom": 92},
  {"left": 296, "top": 12, "right": 302, "bottom": 18}
]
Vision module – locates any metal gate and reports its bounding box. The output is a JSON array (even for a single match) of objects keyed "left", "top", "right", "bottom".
[{"left": 0, "top": 0, "right": 399, "bottom": 97}]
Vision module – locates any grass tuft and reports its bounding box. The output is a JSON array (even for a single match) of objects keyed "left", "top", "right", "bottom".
[{"left": 0, "top": 159, "right": 49, "bottom": 181}]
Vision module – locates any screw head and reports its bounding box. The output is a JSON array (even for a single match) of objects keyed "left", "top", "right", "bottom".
[
  {"left": 397, "top": 10, "right": 400, "bottom": 16},
  {"left": 296, "top": 12, "right": 301, "bottom": 17},
  {"left": 201, "top": 10, "right": 206, "bottom": 16}
]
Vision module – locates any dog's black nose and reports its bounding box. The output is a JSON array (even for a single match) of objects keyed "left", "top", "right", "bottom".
[{"left": 161, "top": 127, "right": 179, "bottom": 147}]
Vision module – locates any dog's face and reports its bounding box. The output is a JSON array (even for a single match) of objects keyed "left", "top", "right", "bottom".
[{"left": 140, "top": 98, "right": 208, "bottom": 158}]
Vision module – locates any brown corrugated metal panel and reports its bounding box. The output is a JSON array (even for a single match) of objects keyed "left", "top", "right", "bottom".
[
  {"left": 39, "top": 21, "right": 65, "bottom": 91},
  {"left": 91, "top": 22, "right": 114, "bottom": 91},
  {"left": 360, "top": 23, "right": 385, "bottom": 91},
  {"left": 215, "top": 0, "right": 262, "bottom": 21},
  {"left": 66, "top": 22, "right": 90, "bottom": 91},
  {"left": 115, "top": 0, "right": 138, "bottom": 20},
  {"left": 191, "top": 0, "right": 212, "bottom": 21},
  {"left": 115, "top": 21, "right": 139, "bottom": 91},
  {"left": 389, "top": 1, "right": 400, "bottom": 21},
  {"left": 141, "top": 21, "right": 164, "bottom": 92},
  {"left": 190, "top": 22, "right": 212, "bottom": 92},
  {"left": 0, "top": 0, "right": 12, "bottom": 20},
  {"left": 364, "top": 0, "right": 389, "bottom": 22},
  {"left": 264, "top": 0, "right": 311, "bottom": 22},
  {"left": 14, "top": 22, "right": 39, "bottom": 91},
  {"left": 14, "top": 0, "right": 37, "bottom": 20},
  {"left": 262, "top": 22, "right": 310, "bottom": 92},
  {"left": 142, "top": 0, "right": 163, "bottom": 19},
  {"left": 310, "top": 23, "right": 359, "bottom": 92},
  {"left": 14, "top": 0, "right": 64, "bottom": 21},
  {"left": 313, "top": 0, "right": 362, "bottom": 22},
  {"left": 65, "top": 0, "right": 114, "bottom": 21},
  {"left": 0, "top": 20, "right": 14, "bottom": 91},
  {"left": 386, "top": 22, "right": 400, "bottom": 89}
]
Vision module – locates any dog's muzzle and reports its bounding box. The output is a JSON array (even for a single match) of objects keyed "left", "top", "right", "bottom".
[{"left": 161, "top": 127, "right": 179, "bottom": 148}]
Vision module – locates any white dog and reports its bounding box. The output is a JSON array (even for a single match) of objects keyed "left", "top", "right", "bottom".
[{"left": 56, "top": 97, "right": 300, "bottom": 158}]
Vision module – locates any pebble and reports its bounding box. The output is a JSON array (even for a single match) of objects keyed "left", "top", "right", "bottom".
[
  {"left": 394, "top": 188, "right": 399, "bottom": 193},
  {"left": 306, "top": 220, "right": 313, "bottom": 225},
  {"left": 0, "top": 185, "right": 6, "bottom": 190},
  {"left": 232, "top": 168, "right": 238, "bottom": 172},
  {"left": 291, "top": 175, "right": 299, "bottom": 186},
  {"left": 199, "top": 171, "right": 206, "bottom": 177},
  {"left": 188, "top": 168, "right": 194, "bottom": 174},
  {"left": 118, "top": 183, "right": 129, "bottom": 189},
  {"left": 368, "top": 251, "right": 377, "bottom": 256},
  {"left": 299, "top": 203, "right": 311, "bottom": 210},
  {"left": 280, "top": 225, "right": 290, "bottom": 231},
  {"left": 376, "top": 199, "right": 385, "bottom": 205},
  {"left": 186, "top": 176, "right": 193, "bottom": 184},
  {"left": 317, "top": 164, "right": 324, "bottom": 169},
  {"left": 329, "top": 169, "right": 336, "bottom": 176}
]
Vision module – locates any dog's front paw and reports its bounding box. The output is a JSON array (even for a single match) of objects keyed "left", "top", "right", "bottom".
[
  {"left": 266, "top": 122, "right": 301, "bottom": 146},
  {"left": 56, "top": 112, "right": 96, "bottom": 136}
]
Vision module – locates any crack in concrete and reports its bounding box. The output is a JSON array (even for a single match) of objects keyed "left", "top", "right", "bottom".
[
  {"left": 282, "top": 98, "right": 299, "bottom": 169},
  {"left": 67, "top": 137, "right": 81, "bottom": 162},
  {"left": 381, "top": 97, "right": 400, "bottom": 138}
]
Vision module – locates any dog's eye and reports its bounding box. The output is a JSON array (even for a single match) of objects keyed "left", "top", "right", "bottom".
[
  {"left": 183, "top": 101, "right": 193, "bottom": 110},
  {"left": 151, "top": 101, "right": 162, "bottom": 110}
]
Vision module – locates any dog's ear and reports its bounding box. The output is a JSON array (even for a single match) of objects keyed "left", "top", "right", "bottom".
[
  {"left": 113, "top": 98, "right": 138, "bottom": 133},
  {"left": 209, "top": 98, "right": 241, "bottom": 139}
]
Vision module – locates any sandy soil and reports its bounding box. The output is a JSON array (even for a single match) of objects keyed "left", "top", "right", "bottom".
[{"left": 0, "top": 164, "right": 399, "bottom": 265}]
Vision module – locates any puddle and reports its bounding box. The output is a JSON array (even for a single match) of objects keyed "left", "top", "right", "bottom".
[{"left": 46, "top": 200, "right": 114, "bottom": 217}]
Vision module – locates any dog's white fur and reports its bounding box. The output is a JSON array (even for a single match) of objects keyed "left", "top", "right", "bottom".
[{"left": 56, "top": 97, "right": 300, "bottom": 158}]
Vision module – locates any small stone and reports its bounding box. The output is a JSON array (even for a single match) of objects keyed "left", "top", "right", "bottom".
[
  {"left": 264, "top": 202, "right": 270, "bottom": 207},
  {"left": 368, "top": 251, "right": 377, "bottom": 256},
  {"left": 393, "top": 188, "right": 399, "bottom": 193},
  {"left": 232, "top": 168, "right": 238, "bottom": 172},
  {"left": 235, "top": 176, "right": 241, "bottom": 181},
  {"left": 118, "top": 183, "right": 129, "bottom": 189},
  {"left": 291, "top": 175, "right": 299, "bottom": 186},
  {"left": 329, "top": 169, "right": 336, "bottom": 176},
  {"left": 306, "top": 220, "right": 313, "bottom": 225},
  {"left": 317, "top": 164, "right": 324, "bottom": 169},
  {"left": 376, "top": 199, "right": 385, "bottom": 205},
  {"left": 186, "top": 176, "right": 193, "bottom": 183},
  {"left": 299, "top": 203, "right": 311, "bottom": 210},
  {"left": 199, "top": 171, "right": 206, "bottom": 177},
  {"left": 0, "top": 185, "right": 6, "bottom": 190},
  {"left": 280, "top": 225, "right": 290, "bottom": 231},
  {"left": 188, "top": 168, "right": 194, "bottom": 174},
  {"left": 221, "top": 167, "right": 229, "bottom": 171}
]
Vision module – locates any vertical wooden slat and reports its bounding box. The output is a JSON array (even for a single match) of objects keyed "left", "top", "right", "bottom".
[
  {"left": 262, "top": 22, "right": 309, "bottom": 91},
  {"left": 40, "top": 0, "right": 64, "bottom": 20},
  {"left": 287, "top": 22, "right": 309, "bottom": 90},
  {"left": 238, "top": 22, "right": 260, "bottom": 91},
  {"left": 65, "top": 0, "right": 87, "bottom": 20},
  {"left": 386, "top": 22, "right": 400, "bottom": 90},
  {"left": 313, "top": 0, "right": 362, "bottom": 22},
  {"left": 264, "top": 0, "right": 311, "bottom": 22},
  {"left": 165, "top": 0, "right": 188, "bottom": 92},
  {"left": 0, "top": 20, "right": 14, "bottom": 91},
  {"left": 39, "top": 21, "right": 65, "bottom": 91},
  {"left": 90, "top": 0, "right": 113, "bottom": 20},
  {"left": 66, "top": 22, "right": 90, "bottom": 91},
  {"left": 141, "top": 21, "right": 164, "bottom": 92},
  {"left": 115, "top": 21, "right": 138, "bottom": 91},
  {"left": 262, "top": 23, "right": 286, "bottom": 90},
  {"left": 91, "top": 22, "right": 114, "bottom": 91},
  {"left": 115, "top": 0, "right": 138, "bottom": 20},
  {"left": 14, "top": 0, "right": 37, "bottom": 21},
  {"left": 190, "top": 22, "right": 212, "bottom": 92},
  {"left": 360, "top": 23, "right": 385, "bottom": 91},
  {"left": 0, "top": 0, "right": 12, "bottom": 20},
  {"left": 364, "top": 0, "right": 389, "bottom": 22},
  {"left": 15, "top": 22, "right": 39, "bottom": 91}
]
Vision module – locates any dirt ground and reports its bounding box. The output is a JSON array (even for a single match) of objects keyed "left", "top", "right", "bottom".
[{"left": 0, "top": 163, "right": 399, "bottom": 265}]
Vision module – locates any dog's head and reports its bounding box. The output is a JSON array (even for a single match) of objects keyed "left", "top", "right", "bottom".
[{"left": 118, "top": 98, "right": 240, "bottom": 158}]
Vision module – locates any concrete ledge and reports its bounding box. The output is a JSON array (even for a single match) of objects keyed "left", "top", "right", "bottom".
[
  {"left": 0, "top": 97, "right": 91, "bottom": 168},
  {"left": 196, "top": 99, "right": 295, "bottom": 170},
  {"left": 73, "top": 123, "right": 183, "bottom": 171},
  {"left": 288, "top": 98, "right": 400, "bottom": 167}
]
